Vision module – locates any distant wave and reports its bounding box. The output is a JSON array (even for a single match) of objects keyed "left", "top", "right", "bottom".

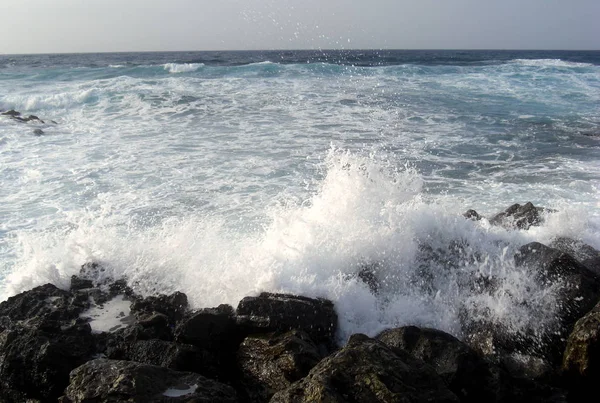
[
  {"left": 163, "top": 63, "right": 204, "bottom": 73},
  {"left": 511, "top": 59, "right": 593, "bottom": 68}
]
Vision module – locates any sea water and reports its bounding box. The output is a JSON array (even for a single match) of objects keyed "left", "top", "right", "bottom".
[{"left": 1, "top": 50, "right": 599, "bottom": 342}]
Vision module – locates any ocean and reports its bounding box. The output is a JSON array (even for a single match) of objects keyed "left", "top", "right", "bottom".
[{"left": 1, "top": 49, "right": 599, "bottom": 342}]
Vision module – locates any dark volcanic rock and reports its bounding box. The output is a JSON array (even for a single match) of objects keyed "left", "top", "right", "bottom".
[
  {"left": 236, "top": 292, "right": 337, "bottom": 346},
  {"left": 377, "top": 326, "right": 496, "bottom": 402},
  {"left": 270, "top": 333, "right": 458, "bottom": 402},
  {"left": 1, "top": 109, "right": 20, "bottom": 117},
  {"left": 463, "top": 209, "right": 483, "bottom": 221},
  {"left": 237, "top": 330, "right": 323, "bottom": 402},
  {"left": 60, "top": 358, "right": 238, "bottom": 402},
  {"left": 131, "top": 291, "right": 188, "bottom": 324},
  {"left": 510, "top": 242, "right": 600, "bottom": 362},
  {"left": 175, "top": 304, "right": 237, "bottom": 349},
  {"left": 562, "top": 301, "right": 600, "bottom": 397},
  {"left": 105, "top": 338, "right": 220, "bottom": 377},
  {"left": 0, "top": 322, "right": 96, "bottom": 401},
  {"left": 489, "top": 202, "right": 548, "bottom": 230},
  {"left": 550, "top": 237, "right": 600, "bottom": 276},
  {"left": 376, "top": 326, "right": 566, "bottom": 402},
  {"left": 0, "top": 283, "right": 86, "bottom": 324}
]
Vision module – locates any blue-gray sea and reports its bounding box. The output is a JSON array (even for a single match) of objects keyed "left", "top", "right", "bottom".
[{"left": 1, "top": 50, "right": 599, "bottom": 341}]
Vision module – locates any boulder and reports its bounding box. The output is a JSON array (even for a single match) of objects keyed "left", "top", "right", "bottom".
[
  {"left": 489, "top": 202, "right": 548, "bottom": 230},
  {"left": 562, "top": 301, "right": 600, "bottom": 397},
  {"left": 0, "top": 322, "right": 96, "bottom": 401},
  {"left": 550, "top": 237, "right": 600, "bottom": 276},
  {"left": 376, "top": 326, "right": 566, "bottom": 402},
  {"left": 236, "top": 292, "right": 337, "bottom": 347},
  {"left": 33, "top": 128, "right": 44, "bottom": 135},
  {"left": 270, "top": 333, "right": 458, "bottom": 403},
  {"left": 0, "top": 283, "right": 84, "bottom": 324},
  {"left": 105, "top": 338, "right": 221, "bottom": 378},
  {"left": 463, "top": 209, "right": 482, "bottom": 221},
  {"left": 237, "top": 330, "right": 323, "bottom": 402},
  {"left": 60, "top": 358, "right": 238, "bottom": 402},
  {"left": 490, "top": 242, "right": 600, "bottom": 364},
  {"left": 377, "top": 326, "right": 496, "bottom": 402},
  {"left": 131, "top": 291, "right": 188, "bottom": 324}
]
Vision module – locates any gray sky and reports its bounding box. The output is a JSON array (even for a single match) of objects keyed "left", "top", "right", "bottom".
[{"left": 1, "top": 0, "right": 598, "bottom": 54}]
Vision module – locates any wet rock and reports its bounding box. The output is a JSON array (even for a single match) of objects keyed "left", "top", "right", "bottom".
[
  {"left": 70, "top": 275, "right": 94, "bottom": 291},
  {"left": 489, "top": 202, "right": 548, "bottom": 230},
  {"left": 60, "top": 358, "right": 238, "bottom": 402},
  {"left": 377, "top": 326, "right": 565, "bottom": 402},
  {"left": 1, "top": 109, "right": 20, "bottom": 117},
  {"left": 562, "top": 301, "right": 600, "bottom": 398},
  {"left": 377, "top": 326, "right": 497, "bottom": 402},
  {"left": 237, "top": 330, "right": 323, "bottom": 402},
  {"left": 463, "top": 209, "right": 482, "bottom": 221},
  {"left": 236, "top": 292, "right": 338, "bottom": 347},
  {"left": 512, "top": 242, "right": 600, "bottom": 361},
  {"left": 0, "top": 322, "right": 96, "bottom": 401},
  {"left": 270, "top": 333, "right": 458, "bottom": 402},
  {"left": 0, "top": 283, "right": 85, "bottom": 324},
  {"left": 131, "top": 291, "right": 188, "bottom": 324},
  {"left": 550, "top": 237, "right": 600, "bottom": 276},
  {"left": 105, "top": 338, "right": 220, "bottom": 376},
  {"left": 33, "top": 128, "right": 44, "bottom": 135},
  {"left": 175, "top": 304, "right": 237, "bottom": 349}
]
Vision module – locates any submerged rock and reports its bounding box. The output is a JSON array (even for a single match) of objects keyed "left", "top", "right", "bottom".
[
  {"left": 271, "top": 333, "right": 459, "bottom": 402},
  {"left": 60, "top": 358, "right": 238, "bottom": 402}
]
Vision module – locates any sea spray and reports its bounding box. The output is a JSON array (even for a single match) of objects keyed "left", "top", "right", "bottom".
[{"left": 1, "top": 148, "right": 581, "bottom": 345}]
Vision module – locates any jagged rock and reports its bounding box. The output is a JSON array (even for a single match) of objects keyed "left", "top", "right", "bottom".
[
  {"left": 70, "top": 275, "right": 94, "bottom": 291},
  {"left": 464, "top": 209, "right": 482, "bottom": 221},
  {"left": 489, "top": 202, "right": 548, "bottom": 230},
  {"left": 105, "top": 339, "right": 221, "bottom": 376},
  {"left": 486, "top": 242, "right": 600, "bottom": 363},
  {"left": 0, "top": 283, "right": 86, "bottom": 324},
  {"left": 60, "top": 358, "right": 238, "bottom": 402},
  {"left": 131, "top": 291, "right": 188, "bottom": 324},
  {"left": 1, "top": 109, "right": 20, "bottom": 117},
  {"left": 377, "top": 326, "right": 496, "bottom": 402},
  {"left": 0, "top": 322, "right": 96, "bottom": 401},
  {"left": 462, "top": 242, "right": 600, "bottom": 366},
  {"left": 376, "top": 326, "right": 565, "bottom": 402},
  {"left": 270, "top": 333, "right": 458, "bottom": 403},
  {"left": 550, "top": 237, "right": 600, "bottom": 276},
  {"left": 175, "top": 304, "right": 238, "bottom": 349},
  {"left": 562, "top": 301, "right": 600, "bottom": 397},
  {"left": 237, "top": 330, "right": 323, "bottom": 402},
  {"left": 236, "top": 292, "right": 337, "bottom": 346}
]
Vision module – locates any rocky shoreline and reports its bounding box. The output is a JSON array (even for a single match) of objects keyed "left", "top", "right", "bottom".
[{"left": 1, "top": 203, "right": 600, "bottom": 402}]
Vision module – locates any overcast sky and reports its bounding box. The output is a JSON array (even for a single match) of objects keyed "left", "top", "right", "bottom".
[{"left": 1, "top": 0, "right": 598, "bottom": 54}]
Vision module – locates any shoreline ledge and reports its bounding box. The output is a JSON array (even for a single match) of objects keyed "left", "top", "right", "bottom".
[{"left": 1, "top": 202, "right": 599, "bottom": 402}]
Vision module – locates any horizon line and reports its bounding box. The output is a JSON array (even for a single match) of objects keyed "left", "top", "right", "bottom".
[{"left": 2, "top": 48, "right": 600, "bottom": 57}]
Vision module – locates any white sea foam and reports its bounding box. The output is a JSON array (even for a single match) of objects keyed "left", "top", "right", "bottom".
[
  {"left": 163, "top": 384, "right": 198, "bottom": 397},
  {"left": 79, "top": 295, "right": 133, "bottom": 333},
  {"left": 2, "top": 149, "right": 594, "bottom": 343},
  {"left": 511, "top": 59, "right": 594, "bottom": 68},
  {"left": 163, "top": 63, "right": 204, "bottom": 73}
]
